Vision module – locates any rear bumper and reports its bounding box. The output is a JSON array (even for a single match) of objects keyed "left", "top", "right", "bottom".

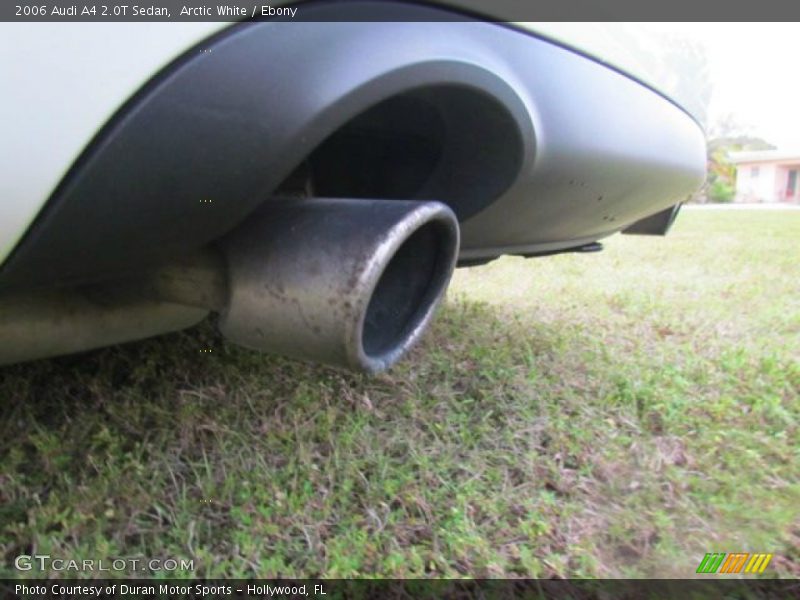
[{"left": 0, "top": 4, "right": 705, "bottom": 291}]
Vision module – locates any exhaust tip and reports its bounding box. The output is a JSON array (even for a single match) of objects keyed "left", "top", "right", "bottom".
[{"left": 218, "top": 198, "right": 459, "bottom": 374}]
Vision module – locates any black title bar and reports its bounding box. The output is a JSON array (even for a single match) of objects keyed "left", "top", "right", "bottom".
[{"left": 4, "top": 0, "right": 800, "bottom": 22}]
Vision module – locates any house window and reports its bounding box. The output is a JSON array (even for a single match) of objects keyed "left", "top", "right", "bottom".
[
  {"left": 788, "top": 170, "right": 798, "bottom": 196},
  {"left": 750, "top": 166, "right": 760, "bottom": 177}
]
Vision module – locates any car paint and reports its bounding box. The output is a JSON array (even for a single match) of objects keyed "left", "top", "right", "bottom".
[{"left": 0, "top": 22, "right": 225, "bottom": 264}]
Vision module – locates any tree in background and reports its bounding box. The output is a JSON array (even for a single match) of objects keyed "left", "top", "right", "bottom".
[{"left": 700, "top": 114, "right": 775, "bottom": 203}]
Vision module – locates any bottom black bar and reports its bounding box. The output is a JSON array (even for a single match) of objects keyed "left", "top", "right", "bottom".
[{"left": 2, "top": 579, "right": 799, "bottom": 599}]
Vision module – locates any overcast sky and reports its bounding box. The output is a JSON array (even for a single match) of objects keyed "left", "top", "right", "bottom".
[{"left": 647, "top": 23, "right": 800, "bottom": 149}]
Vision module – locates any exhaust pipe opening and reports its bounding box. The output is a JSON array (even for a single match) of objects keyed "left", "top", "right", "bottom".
[{"left": 362, "top": 220, "right": 447, "bottom": 360}]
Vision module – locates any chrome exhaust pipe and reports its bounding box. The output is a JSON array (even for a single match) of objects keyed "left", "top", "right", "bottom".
[
  {"left": 0, "top": 198, "right": 458, "bottom": 372},
  {"left": 218, "top": 198, "right": 459, "bottom": 373}
]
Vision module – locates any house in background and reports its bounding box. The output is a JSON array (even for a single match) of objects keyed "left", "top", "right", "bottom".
[{"left": 729, "top": 150, "right": 800, "bottom": 203}]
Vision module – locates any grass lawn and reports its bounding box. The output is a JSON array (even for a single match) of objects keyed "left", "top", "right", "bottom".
[{"left": 1, "top": 209, "right": 798, "bottom": 579}]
